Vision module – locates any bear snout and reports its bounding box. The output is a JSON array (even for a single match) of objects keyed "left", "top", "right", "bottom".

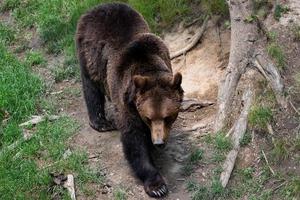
[{"left": 153, "top": 138, "right": 166, "bottom": 149}]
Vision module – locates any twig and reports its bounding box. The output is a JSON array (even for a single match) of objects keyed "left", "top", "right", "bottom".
[
  {"left": 273, "top": 181, "right": 287, "bottom": 192},
  {"left": 63, "top": 174, "right": 76, "bottom": 200},
  {"left": 226, "top": 125, "right": 235, "bottom": 137},
  {"left": 289, "top": 100, "right": 300, "bottom": 116},
  {"left": 184, "top": 16, "right": 202, "bottom": 28},
  {"left": 50, "top": 90, "right": 63, "bottom": 95},
  {"left": 19, "top": 115, "right": 60, "bottom": 127},
  {"left": 262, "top": 150, "right": 275, "bottom": 176},
  {"left": 170, "top": 15, "right": 209, "bottom": 59}
]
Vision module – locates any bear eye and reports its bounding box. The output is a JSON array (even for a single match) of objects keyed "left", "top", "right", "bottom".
[
  {"left": 164, "top": 116, "right": 174, "bottom": 124},
  {"left": 144, "top": 117, "right": 151, "bottom": 124}
]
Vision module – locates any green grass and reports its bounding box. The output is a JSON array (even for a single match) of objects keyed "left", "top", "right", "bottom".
[
  {"left": 266, "top": 31, "right": 286, "bottom": 70},
  {"left": 0, "top": 44, "right": 43, "bottom": 127},
  {"left": 25, "top": 50, "right": 47, "bottom": 67},
  {"left": 203, "top": 0, "right": 228, "bottom": 16},
  {"left": 182, "top": 148, "right": 204, "bottom": 176},
  {"left": 240, "top": 131, "right": 252, "bottom": 146},
  {"left": 271, "top": 138, "right": 289, "bottom": 161},
  {"left": 51, "top": 52, "right": 81, "bottom": 83},
  {"left": 204, "top": 133, "right": 232, "bottom": 152},
  {"left": 249, "top": 105, "right": 273, "bottom": 130},
  {"left": 113, "top": 187, "right": 127, "bottom": 200},
  {"left": 274, "top": 3, "right": 289, "bottom": 21},
  {"left": 0, "top": 39, "right": 102, "bottom": 199},
  {"left": 267, "top": 42, "right": 286, "bottom": 70},
  {"left": 0, "top": 23, "right": 16, "bottom": 45},
  {"left": 1, "top": 0, "right": 191, "bottom": 54}
]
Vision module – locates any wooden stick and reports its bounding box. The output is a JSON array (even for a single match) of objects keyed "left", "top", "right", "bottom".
[
  {"left": 170, "top": 15, "right": 209, "bottom": 59},
  {"left": 262, "top": 150, "right": 275, "bottom": 176},
  {"left": 220, "top": 85, "right": 253, "bottom": 187},
  {"left": 19, "top": 115, "right": 60, "bottom": 127},
  {"left": 63, "top": 174, "right": 76, "bottom": 200}
]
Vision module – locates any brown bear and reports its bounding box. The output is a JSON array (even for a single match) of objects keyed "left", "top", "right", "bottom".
[{"left": 76, "top": 3, "right": 183, "bottom": 198}]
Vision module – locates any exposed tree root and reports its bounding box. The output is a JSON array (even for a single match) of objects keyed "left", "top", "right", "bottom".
[
  {"left": 220, "top": 85, "right": 253, "bottom": 187},
  {"left": 253, "top": 53, "right": 287, "bottom": 108},
  {"left": 180, "top": 98, "right": 214, "bottom": 112},
  {"left": 215, "top": 0, "right": 286, "bottom": 188},
  {"left": 170, "top": 15, "right": 209, "bottom": 60}
]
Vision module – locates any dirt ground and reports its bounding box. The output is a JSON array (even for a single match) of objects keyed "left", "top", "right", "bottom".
[{"left": 63, "top": 21, "right": 231, "bottom": 200}]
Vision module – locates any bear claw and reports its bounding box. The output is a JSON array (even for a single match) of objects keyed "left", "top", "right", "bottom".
[
  {"left": 89, "top": 120, "right": 116, "bottom": 132},
  {"left": 145, "top": 178, "right": 168, "bottom": 198}
]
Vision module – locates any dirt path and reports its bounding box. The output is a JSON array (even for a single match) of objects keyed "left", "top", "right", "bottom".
[{"left": 64, "top": 21, "right": 230, "bottom": 200}]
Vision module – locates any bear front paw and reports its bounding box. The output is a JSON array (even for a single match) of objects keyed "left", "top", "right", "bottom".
[
  {"left": 144, "top": 174, "right": 168, "bottom": 198},
  {"left": 89, "top": 120, "right": 115, "bottom": 132}
]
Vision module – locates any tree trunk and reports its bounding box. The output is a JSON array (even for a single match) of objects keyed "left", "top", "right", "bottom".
[{"left": 214, "top": 0, "right": 286, "bottom": 188}]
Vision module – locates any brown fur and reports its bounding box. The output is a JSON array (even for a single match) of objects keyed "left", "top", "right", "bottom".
[{"left": 76, "top": 3, "right": 183, "bottom": 198}]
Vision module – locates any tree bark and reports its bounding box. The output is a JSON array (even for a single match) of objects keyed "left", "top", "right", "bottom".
[
  {"left": 214, "top": 0, "right": 286, "bottom": 187},
  {"left": 214, "top": 0, "right": 286, "bottom": 133},
  {"left": 214, "top": 0, "right": 258, "bottom": 133}
]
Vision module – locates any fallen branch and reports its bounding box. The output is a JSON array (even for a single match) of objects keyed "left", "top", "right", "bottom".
[
  {"left": 262, "top": 150, "right": 275, "bottom": 176},
  {"left": 170, "top": 15, "right": 209, "bottom": 59},
  {"left": 19, "top": 115, "right": 60, "bottom": 127},
  {"left": 289, "top": 99, "right": 300, "bottom": 116},
  {"left": 180, "top": 98, "right": 214, "bottom": 112},
  {"left": 220, "top": 85, "right": 253, "bottom": 188},
  {"left": 63, "top": 174, "right": 76, "bottom": 200}
]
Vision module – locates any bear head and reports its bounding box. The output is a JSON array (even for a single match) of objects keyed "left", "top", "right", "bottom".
[{"left": 133, "top": 72, "right": 183, "bottom": 148}]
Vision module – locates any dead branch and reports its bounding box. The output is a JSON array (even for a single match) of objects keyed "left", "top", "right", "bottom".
[
  {"left": 170, "top": 15, "right": 209, "bottom": 60},
  {"left": 19, "top": 115, "right": 60, "bottom": 127},
  {"left": 262, "top": 150, "right": 275, "bottom": 176},
  {"left": 180, "top": 98, "right": 214, "bottom": 112},
  {"left": 220, "top": 85, "right": 253, "bottom": 188},
  {"left": 63, "top": 174, "right": 76, "bottom": 200},
  {"left": 289, "top": 99, "right": 300, "bottom": 116}
]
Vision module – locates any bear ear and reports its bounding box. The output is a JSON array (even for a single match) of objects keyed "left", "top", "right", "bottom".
[
  {"left": 172, "top": 72, "right": 182, "bottom": 89},
  {"left": 133, "top": 75, "right": 149, "bottom": 90}
]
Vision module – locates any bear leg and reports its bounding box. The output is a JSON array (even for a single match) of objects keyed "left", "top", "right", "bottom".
[
  {"left": 81, "top": 74, "right": 115, "bottom": 132},
  {"left": 121, "top": 129, "right": 168, "bottom": 198}
]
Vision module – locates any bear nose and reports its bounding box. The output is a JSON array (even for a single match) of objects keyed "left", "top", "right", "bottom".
[{"left": 153, "top": 139, "right": 165, "bottom": 149}]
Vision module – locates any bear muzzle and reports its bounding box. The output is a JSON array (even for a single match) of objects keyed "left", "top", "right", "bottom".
[{"left": 151, "top": 120, "right": 169, "bottom": 149}]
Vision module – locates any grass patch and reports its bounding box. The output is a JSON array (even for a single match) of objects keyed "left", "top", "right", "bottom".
[
  {"left": 203, "top": 0, "right": 229, "bottom": 16},
  {"left": 249, "top": 105, "right": 273, "bottom": 130},
  {"left": 25, "top": 50, "right": 47, "bottom": 67},
  {"left": 271, "top": 138, "right": 289, "bottom": 161},
  {"left": 182, "top": 148, "right": 204, "bottom": 176},
  {"left": 266, "top": 31, "right": 286, "bottom": 70},
  {"left": 214, "top": 133, "right": 232, "bottom": 151},
  {"left": 291, "top": 25, "right": 300, "bottom": 41},
  {"left": 186, "top": 178, "right": 224, "bottom": 200},
  {"left": 204, "top": 133, "right": 232, "bottom": 152},
  {"left": 0, "top": 23, "right": 16, "bottom": 45},
  {"left": 240, "top": 131, "right": 252, "bottom": 146},
  {"left": 0, "top": 41, "right": 102, "bottom": 198},
  {"left": 267, "top": 42, "right": 286, "bottom": 70},
  {"left": 274, "top": 3, "right": 289, "bottom": 21},
  {"left": 113, "top": 187, "right": 127, "bottom": 200}
]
